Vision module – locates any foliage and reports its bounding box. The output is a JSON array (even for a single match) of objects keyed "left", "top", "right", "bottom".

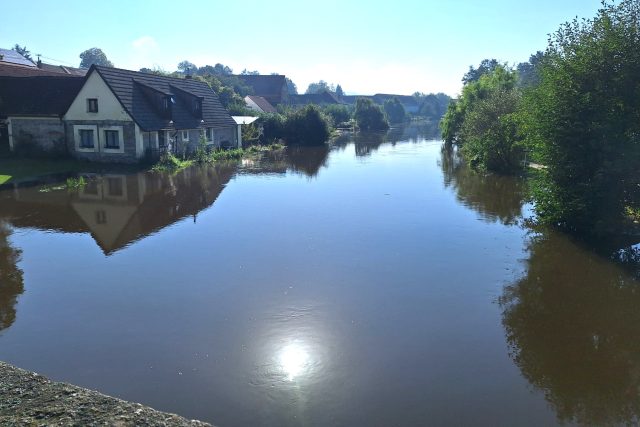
[
  {"left": 12, "top": 44, "right": 31, "bottom": 60},
  {"left": 79, "top": 47, "right": 114, "bottom": 68},
  {"left": 460, "top": 88, "right": 524, "bottom": 173},
  {"left": 462, "top": 58, "right": 499, "bottom": 84},
  {"left": 152, "top": 153, "right": 193, "bottom": 172},
  {"left": 305, "top": 80, "right": 335, "bottom": 94},
  {"left": 259, "top": 107, "right": 331, "bottom": 145},
  {"left": 65, "top": 176, "right": 87, "bottom": 189},
  {"left": 383, "top": 97, "right": 406, "bottom": 124},
  {"left": 285, "top": 77, "right": 298, "bottom": 95},
  {"left": 440, "top": 64, "right": 522, "bottom": 173},
  {"left": 523, "top": 0, "right": 640, "bottom": 234},
  {"left": 177, "top": 60, "right": 197, "bottom": 74},
  {"left": 323, "top": 104, "right": 352, "bottom": 127},
  {"left": 516, "top": 51, "right": 545, "bottom": 88},
  {"left": 335, "top": 84, "right": 344, "bottom": 97},
  {"left": 354, "top": 98, "right": 389, "bottom": 131},
  {"left": 282, "top": 105, "right": 331, "bottom": 145},
  {"left": 417, "top": 93, "right": 451, "bottom": 120},
  {"left": 0, "top": 222, "right": 24, "bottom": 331}
]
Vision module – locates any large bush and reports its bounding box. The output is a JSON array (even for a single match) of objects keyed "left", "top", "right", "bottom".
[
  {"left": 383, "top": 97, "right": 406, "bottom": 124},
  {"left": 354, "top": 98, "right": 389, "bottom": 131},
  {"left": 284, "top": 105, "right": 331, "bottom": 146},
  {"left": 523, "top": 0, "right": 640, "bottom": 233}
]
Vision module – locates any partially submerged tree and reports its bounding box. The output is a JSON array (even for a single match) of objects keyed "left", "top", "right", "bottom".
[
  {"left": 355, "top": 98, "right": 389, "bottom": 131},
  {"left": 383, "top": 97, "right": 406, "bottom": 124}
]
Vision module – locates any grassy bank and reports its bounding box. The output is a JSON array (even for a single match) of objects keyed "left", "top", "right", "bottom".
[
  {"left": 151, "top": 143, "right": 285, "bottom": 173},
  {"left": 0, "top": 157, "right": 143, "bottom": 185}
]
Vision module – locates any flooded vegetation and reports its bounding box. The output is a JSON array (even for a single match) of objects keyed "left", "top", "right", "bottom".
[{"left": 1, "top": 123, "right": 639, "bottom": 426}]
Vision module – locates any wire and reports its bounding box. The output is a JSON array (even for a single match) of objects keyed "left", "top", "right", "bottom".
[{"left": 37, "top": 54, "right": 77, "bottom": 67}]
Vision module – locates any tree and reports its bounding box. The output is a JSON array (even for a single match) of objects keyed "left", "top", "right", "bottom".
[
  {"left": 241, "top": 69, "right": 260, "bottom": 75},
  {"left": 177, "top": 60, "right": 197, "bottom": 74},
  {"left": 283, "top": 105, "right": 331, "bottom": 145},
  {"left": 12, "top": 44, "right": 31, "bottom": 60},
  {"left": 335, "top": 84, "right": 344, "bottom": 97},
  {"left": 383, "top": 97, "right": 406, "bottom": 124},
  {"left": 462, "top": 59, "right": 499, "bottom": 84},
  {"left": 305, "top": 80, "right": 334, "bottom": 94},
  {"left": 354, "top": 98, "right": 389, "bottom": 131},
  {"left": 523, "top": 0, "right": 640, "bottom": 234},
  {"left": 285, "top": 77, "right": 298, "bottom": 95},
  {"left": 517, "top": 51, "right": 545, "bottom": 88},
  {"left": 79, "top": 47, "right": 113, "bottom": 68}
]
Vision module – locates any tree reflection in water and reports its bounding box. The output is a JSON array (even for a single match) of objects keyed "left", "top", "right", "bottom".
[
  {"left": 440, "top": 145, "right": 527, "bottom": 225},
  {"left": 0, "top": 221, "right": 23, "bottom": 331},
  {"left": 501, "top": 232, "right": 640, "bottom": 425},
  {"left": 285, "top": 145, "right": 329, "bottom": 178}
]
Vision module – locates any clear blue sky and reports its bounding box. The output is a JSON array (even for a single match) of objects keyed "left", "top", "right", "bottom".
[{"left": 1, "top": 0, "right": 602, "bottom": 96}]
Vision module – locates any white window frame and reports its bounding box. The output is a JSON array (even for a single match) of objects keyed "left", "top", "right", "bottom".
[
  {"left": 206, "top": 127, "right": 215, "bottom": 144},
  {"left": 181, "top": 130, "right": 190, "bottom": 142},
  {"left": 103, "top": 175, "right": 127, "bottom": 201},
  {"left": 74, "top": 125, "right": 98, "bottom": 153},
  {"left": 100, "top": 126, "right": 125, "bottom": 154}
]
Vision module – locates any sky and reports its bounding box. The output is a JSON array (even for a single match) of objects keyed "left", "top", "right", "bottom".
[{"left": 2, "top": 0, "right": 603, "bottom": 96}]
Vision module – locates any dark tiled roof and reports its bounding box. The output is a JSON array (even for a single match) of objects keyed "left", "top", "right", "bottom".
[
  {"left": 372, "top": 94, "right": 419, "bottom": 106},
  {"left": 246, "top": 95, "right": 277, "bottom": 113},
  {"left": 236, "top": 74, "right": 286, "bottom": 104},
  {"left": 289, "top": 91, "right": 342, "bottom": 106},
  {"left": 0, "top": 62, "right": 82, "bottom": 77},
  {"left": 94, "top": 66, "right": 236, "bottom": 131},
  {"left": 0, "top": 76, "right": 84, "bottom": 117},
  {"left": 0, "top": 48, "right": 35, "bottom": 67},
  {"left": 38, "top": 62, "right": 87, "bottom": 76},
  {"left": 341, "top": 95, "right": 373, "bottom": 104}
]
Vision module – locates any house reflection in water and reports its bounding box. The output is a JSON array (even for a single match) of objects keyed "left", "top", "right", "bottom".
[{"left": 0, "top": 163, "right": 236, "bottom": 255}]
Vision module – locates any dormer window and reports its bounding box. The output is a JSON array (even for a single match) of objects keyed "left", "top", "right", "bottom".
[
  {"left": 87, "top": 98, "right": 98, "bottom": 113},
  {"left": 194, "top": 99, "right": 201, "bottom": 112},
  {"left": 163, "top": 96, "right": 175, "bottom": 110}
]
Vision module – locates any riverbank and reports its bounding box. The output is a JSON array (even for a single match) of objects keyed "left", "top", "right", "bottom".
[{"left": 0, "top": 362, "right": 212, "bottom": 426}]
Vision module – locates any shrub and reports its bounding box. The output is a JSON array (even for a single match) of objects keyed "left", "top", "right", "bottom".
[{"left": 354, "top": 98, "right": 389, "bottom": 131}]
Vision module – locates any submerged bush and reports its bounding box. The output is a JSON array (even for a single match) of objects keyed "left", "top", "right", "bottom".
[
  {"left": 354, "top": 98, "right": 389, "bottom": 131},
  {"left": 284, "top": 105, "right": 331, "bottom": 145}
]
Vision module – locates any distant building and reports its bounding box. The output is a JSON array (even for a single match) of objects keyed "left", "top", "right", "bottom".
[
  {"left": 0, "top": 48, "right": 86, "bottom": 77},
  {"left": 289, "top": 91, "right": 343, "bottom": 107},
  {"left": 341, "top": 93, "right": 420, "bottom": 114},
  {"left": 236, "top": 74, "right": 288, "bottom": 105},
  {"left": 244, "top": 95, "right": 277, "bottom": 113}
]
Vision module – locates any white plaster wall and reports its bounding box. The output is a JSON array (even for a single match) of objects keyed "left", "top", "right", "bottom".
[{"left": 64, "top": 72, "right": 133, "bottom": 122}]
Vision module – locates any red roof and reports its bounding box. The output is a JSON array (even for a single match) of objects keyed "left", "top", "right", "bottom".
[{"left": 0, "top": 63, "right": 81, "bottom": 77}]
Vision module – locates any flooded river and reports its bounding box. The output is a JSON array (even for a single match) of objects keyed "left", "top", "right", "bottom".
[{"left": 1, "top": 124, "right": 639, "bottom": 426}]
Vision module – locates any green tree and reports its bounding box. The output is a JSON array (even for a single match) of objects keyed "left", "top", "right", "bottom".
[
  {"left": 524, "top": 0, "right": 640, "bottom": 234},
  {"left": 177, "top": 60, "right": 197, "bottom": 74},
  {"left": 285, "top": 77, "right": 298, "bottom": 95},
  {"left": 79, "top": 47, "right": 114, "bottom": 68},
  {"left": 283, "top": 105, "right": 331, "bottom": 145},
  {"left": 462, "top": 58, "right": 499, "bottom": 84},
  {"left": 354, "top": 98, "right": 389, "bottom": 131},
  {"left": 323, "top": 104, "right": 352, "bottom": 127},
  {"left": 383, "top": 97, "right": 406, "bottom": 124},
  {"left": 335, "top": 84, "right": 344, "bottom": 97},
  {"left": 305, "top": 80, "right": 334, "bottom": 94},
  {"left": 12, "top": 44, "right": 31, "bottom": 60}
]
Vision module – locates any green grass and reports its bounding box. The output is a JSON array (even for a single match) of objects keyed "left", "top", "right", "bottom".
[{"left": 0, "top": 157, "right": 143, "bottom": 184}]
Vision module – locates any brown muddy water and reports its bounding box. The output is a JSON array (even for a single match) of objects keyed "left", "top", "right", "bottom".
[{"left": 1, "top": 124, "right": 639, "bottom": 426}]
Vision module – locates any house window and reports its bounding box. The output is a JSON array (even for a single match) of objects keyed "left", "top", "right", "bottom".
[
  {"left": 163, "top": 97, "right": 169, "bottom": 110},
  {"left": 87, "top": 98, "right": 98, "bottom": 113},
  {"left": 96, "top": 210, "right": 107, "bottom": 224},
  {"left": 182, "top": 130, "right": 189, "bottom": 141},
  {"left": 194, "top": 99, "right": 201, "bottom": 112},
  {"left": 207, "top": 128, "right": 214, "bottom": 142},
  {"left": 104, "top": 130, "right": 119, "bottom": 149},
  {"left": 107, "top": 177, "right": 123, "bottom": 197},
  {"left": 79, "top": 129, "right": 95, "bottom": 148}
]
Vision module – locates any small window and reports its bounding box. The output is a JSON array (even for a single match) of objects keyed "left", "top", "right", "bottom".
[
  {"left": 79, "top": 129, "right": 94, "bottom": 148},
  {"left": 207, "top": 128, "right": 213, "bottom": 141},
  {"left": 194, "top": 99, "right": 201, "bottom": 112},
  {"left": 182, "top": 130, "right": 189, "bottom": 141},
  {"left": 163, "top": 97, "right": 169, "bottom": 110},
  {"left": 107, "top": 178, "right": 123, "bottom": 197},
  {"left": 96, "top": 210, "right": 107, "bottom": 224},
  {"left": 104, "top": 130, "right": 119, "bottom": 149},
  {"left": 87, "top": 98, "right": 98, "bottom": 113}
]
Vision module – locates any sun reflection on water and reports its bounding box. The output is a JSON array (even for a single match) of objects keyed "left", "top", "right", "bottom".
[{"left": 278, "top": 342, "right": 310, "bottom": 381}]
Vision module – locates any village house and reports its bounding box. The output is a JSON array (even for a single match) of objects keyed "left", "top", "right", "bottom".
[
  {"left": 288, "top": 91, "right": 343, "bottom": 108},
  {"left": 63, "top": 65, "right": 237, "bottom": 162},
  {"left": 236, "top": 74, "right": 288, "bottom": 106},
  {"left": 244, "top": 95, "right": 277, "bottom": 114},
  {"left": 1, "top": 64, "right": 238, "bottom": 162}
]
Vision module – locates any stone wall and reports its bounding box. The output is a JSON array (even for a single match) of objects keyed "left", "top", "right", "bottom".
[
  {"left": 65, "top": 120, "right": 138, "bottom": 163},
  {"left": 10, "top": 117, "right": 67, "bottom": 156}
]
